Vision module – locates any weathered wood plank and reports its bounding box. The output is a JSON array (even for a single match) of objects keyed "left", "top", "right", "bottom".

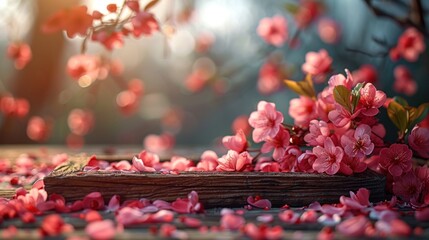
[{"left": 44, "top": 170, "right": 386, "bottom": 208}]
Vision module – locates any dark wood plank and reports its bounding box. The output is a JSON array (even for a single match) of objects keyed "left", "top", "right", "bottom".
[{"left": 44, "top": 170, "right": 386, "bottom": 208}]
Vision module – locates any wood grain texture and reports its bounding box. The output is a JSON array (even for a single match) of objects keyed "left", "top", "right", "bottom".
[{"left": 44, "top": 170, "right": 386, "bottom": 208}]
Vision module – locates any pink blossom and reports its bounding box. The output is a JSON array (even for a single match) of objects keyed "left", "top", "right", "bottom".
[
  {"left": 375, "top": 219, "right": 411, "bottom": 237},
  {"left": 143, "top": 133, "right": 175, "bottom": 153},
  {"left": 257, "top": 15, "right": 288, "bottom": 47},
  {"left": 165, "top": 156, "right": 193, "bottom": 171},
  {"left": 392, "top": 171, "right": 422, "bottom": 202},
  {"left": 379, "top": 144, "right": 413, "bottom": 177},
  {"left": 196, "top": 150, "right": 218, "bottom": 171},
  {"left": 339, "top": 155, "right": 367, "bottom": 175},
  {"left": 289, "top": 96, "right": 317, "bottom": 127},
  {"left": 7, "top": 42, "right": 32, "bottom": 69},
  {"left": 247, "top": 196, "right": 272, "bottom": 209},
  {"left": 27, "top": 116, "right": 51, "bottom": 142},
  {"left": 296, "top": 151, "right": 317, "bottom": 172},
  {"left": 185, "top": 68, "right": 210, "bottom": 92},
  {"left": 195, "top": 32, "right": 215, "bottom": 53},
  {"left": 393, "top": 65, "right": 417, "bottom": 96},
  {"left": 116, "top": 90, "right": 139, "bottom": 116},
  {"left": 85, "top": 220, "right": 116, "bottom": 240},
  {"left": 276, "top": 145, "right": 302, "bottom": 171},
  {"left": 295, "top": 0, "right": 322, "bottom": 29},
  {"left": 415, "top": 208, "right": 429, "bottom": 221},
  {"left": 312, "top": 137, "right": 344, "bottom": 175},
  {"left": 318, "top": 18, "right": 341, "bottom": 44},
  {"left": 133, "top": 156, "right": 154, "bottom": 172},
  {"left": 115, "top": 207, "right": 144, "bottom": 226},
  {"left": 216, "top": 150, "right": 252, "bottom": 172},
  {"left": 390, "top": 27, "right": 425, "bottom": 62},
  {"left": 341, "top": 124, "right": 374, "bottom": 159},
  {"left": 352, "top": 64, "right": 378, "bottom": 85},
  {"left": 339, "top": 188, "right": 370, "bottom": 210},
  {"left": 131, "top": 11, "right": 159, "bottom": 37},
  {"left": 222, "top": 129, "right": 248, "bottom": 153},
  {"left": 82, "top": 192, "right": 105, "bottom": 210},
  {"left": 232, "top": 115, "right": 252, "bottom": 136},
  {"left": 328, "top": 104, "right": 361, "bottom": 128},
  {"left": 66, "top": 54, "right": 104, "bottom": 82},
  {"left": 258, "top": 57, "right": 285, "bottom": 94},
  {"left": 327, "top": 70, "right": 354, "bottom": 90},
  {"left": 304, "top": 120, "right": 330, "bottom": 147},
  {"left": 248, "top": 101, "right": 284, "bottom": 142},
  {"left": 300, "top": 210, "right": 318, "bottom": 223},
  {"left": 171, "top": 191, "right": 203, "bottom": 214},
  {"left": 336, "top": 215, "right": 370, "bottom": 237},
  {"left": 244, "top": 223, "right": 283, "bottom": 239},
  {"left": 261, "top": 128, "right": 290, "bottom": 160},
  {"left": 220, "top": 213, "right": 245, "bottom": 230},
  {"left": 359, "top": 83, "right": 386, "bottom": 116},
  {"left": 301, "top": 49, "right": 332, "bottom": 83},
  {"left": 92, "top": 31, "right": 124, "bottom": 50},
  {"left": 278, "top": 210, "right": 300, "bottom": 224},
  {"left": 40, "top": 214, "right": 74, "bottom": 237},
  {"left": 254, "top": 157, "right": 281, "bottom": 172},
  {"left": 408, "top": 126, "right": 429, "bottom": 158},
  {"left": 108, "top": 160, "right": 132, "bottom": 171},
  {"left": 68, "top": 108, "right": 94, "bottom": 136},
  {"left": 0, "top": 96, "right": 30, "bottom": 118}
]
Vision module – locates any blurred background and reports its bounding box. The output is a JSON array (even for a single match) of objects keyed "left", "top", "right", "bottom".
[{"left": 0, "top": 0, "right": 428, "bottom": 148}]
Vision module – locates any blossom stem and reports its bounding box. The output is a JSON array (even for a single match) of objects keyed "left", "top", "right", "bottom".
[
  {"left": 251, "top": 151, "right": 262, "bottom": 163},
  {"left": 247, "top": 149, "right": 261, "bottom": 153}
]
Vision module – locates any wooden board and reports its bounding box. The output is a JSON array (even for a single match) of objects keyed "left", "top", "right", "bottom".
[{"left": 44, "top": 155, "right": 386, "bottom": 208}]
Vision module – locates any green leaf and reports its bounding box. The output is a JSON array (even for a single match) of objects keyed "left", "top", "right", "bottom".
[
  {"left": 284, "top": 3, "right": 299, "bottom": 14},
  {"left": 351, "top": 83, "right": 364, "bottom": 113},
  {"left": 409, "top": 103, "right": 429, "bottom": 128},
  {"left": 387, "top": 100, "right": 408, "bottom": 134},
  {"left": 333, "top": 85, "right": 352, "bottom": 112},
  {"left": 284, "top": 74, "right": 316, "bottom": 99},
  {"left": 393, "top": 96, "right": 409, "bottom": 107}
]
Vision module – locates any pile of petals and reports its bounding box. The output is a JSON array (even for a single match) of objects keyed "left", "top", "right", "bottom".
[{"left": 1, "top": 182, "right": 428, "bottom": 239}]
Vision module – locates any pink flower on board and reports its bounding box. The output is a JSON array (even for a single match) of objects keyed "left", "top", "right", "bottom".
[
  {"left": 277, "top": 145, "right": 302, "bottom": 172},
  {"left": 339, "top": 188, "right": 370, "bottom": 210},
  {"left": 196, "top": 150, "right": 218, "bottom": 171},
  {"left": 131, "top": 11, "right": 159, "bottom": 37},
  {"left": 312, "top": 137, "right": 344, "bottom": 175},
  {"left": 352, "top": 64, "right": 378, "bottom": 85},
  {"left": 7, "top": 42, "right": 32, "bottom": 69},
  {"left": 389, "top": 27, "right": 425, "bottom": 62},
  {"left": 222, "top": 129, "right": 248, "bottom": 153},
  {"left": 408, "top": 126, "right": 429, "bottom": 158},
  {"left": 261, "top": 127, "right": 290, "bottom": 161},
  {"left": 379, "top": 144, "right": 413, "bottom": 177},
  {"left": 257, "top": 15, "right": 288, "bottom": 47},
  {"left": 393, "top": 66, "right": 417, "bottom": 96},
  {"left": 248, "top": 101, "right": 284, "bottom": 143},
  {"left": 339, "top": 155, "right": 367, "bottom": 175},
  {"left": 304, "top": 120, "right": 330, "bottom": 147},
  {"left": 393, "top": 172, "right": 422, "bottom": 202},
  {"left": 296, "top": 150, "right": 317, "bottom": 173},
  {"left": 301, "top": 49, "right": 332, "bottom": 83},
  {"left": 318, "top": 18, "right": 341, "bottom": 44},
  {"left": 132, "top": 156, "right": 156, "bottom": 172},
  {"left": 166, "top": 156, "right": 193, "bottom": 171},
  {"left": 82, "top": 192, "right": 105, "bottom": 210},
  {"left": 216, "top": 150, "right": 252, "bottom": 172},
  {"left": 341, "top": 124, "right": 374, "bottom": 159},
  {"left": 40, "top": 214, "right": 74, "bottom": 237},
  {"left": 359, "top": 83, "right": 386, "bottom": 117},
  {"left": 289, "top": 96, "right": 317, "bottom": 127}
]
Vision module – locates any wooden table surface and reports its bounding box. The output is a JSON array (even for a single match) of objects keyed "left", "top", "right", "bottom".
[{"left": 0, "top": 145, "right": 428, "bottom": 239}]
